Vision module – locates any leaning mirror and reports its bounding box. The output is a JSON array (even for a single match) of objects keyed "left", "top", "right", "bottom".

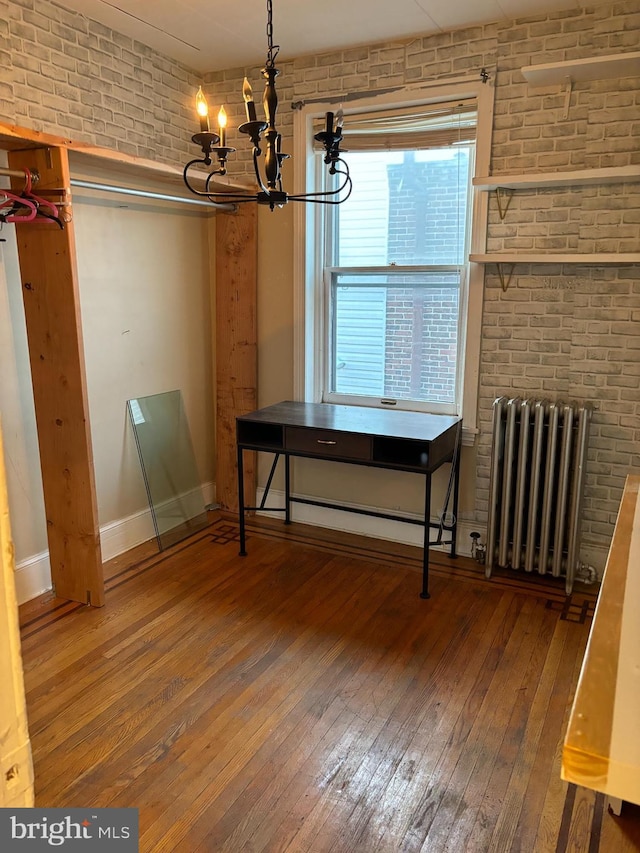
[{"left": 127, "top": 390, "right": 208, "bottom": 550}]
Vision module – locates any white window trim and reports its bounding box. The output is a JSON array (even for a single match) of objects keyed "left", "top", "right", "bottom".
[{"left": 292, "top": 77, "right": 495, "bottom": 442}]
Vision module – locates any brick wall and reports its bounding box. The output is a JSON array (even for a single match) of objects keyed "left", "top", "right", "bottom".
[
  {"left": 1, "top": 0, "right": 198, "bottom": 163},
  {"left": 3, "top": 0, "right": 639, "bottom": 557},
  {"left": 384, "top": 287, "right": 459, "bottom": 403},
  {"left": 477, "top": 2, "right": 640, "bottom": 554}
]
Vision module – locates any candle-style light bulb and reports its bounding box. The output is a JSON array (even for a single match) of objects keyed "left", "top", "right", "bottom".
[
  {"left": 325, "top": 111, "right": 334, "bottom": 135},
  {"left": 243, "top": 77, "right": 257, "bottom": 121},
  {"left": 336, "top": 107, "right": 344, "bottom": 134},
  {"left": 218, "top": 105, "right": 227, "bottom": 147},
  {"left": 196, "top": 86, "right": 210, "bottom": 132}
]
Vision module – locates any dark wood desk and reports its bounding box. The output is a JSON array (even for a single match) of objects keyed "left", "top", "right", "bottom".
[{"left": 236, "top": 401, "right": 462, "bottom": 598}]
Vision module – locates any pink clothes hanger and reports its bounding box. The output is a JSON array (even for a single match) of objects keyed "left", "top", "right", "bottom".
[
  {"left": 20, "top": 167, "right": 64, "bottom": 226},
  {"left": 0, "top": 189, "right": 38, "bottom": 222}
]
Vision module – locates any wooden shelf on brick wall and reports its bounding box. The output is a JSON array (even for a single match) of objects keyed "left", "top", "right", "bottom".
[
  {"left": 521, "top": 51, "right": 640, "bottom": 85},
  {"left": 471, "top": 165, "right": 640, "bottom": 283},
  {"left": 470, "top": 253, "right": 640, "bottom": 265},
  {"left": 469, "top": 253, "right": 640, "bottom": 292},
  {"left": 473, "top": 165, "right": 640, "bottom": 191},
  {"left": 521, "top": 52, "right": 640, "bottom": 120}
]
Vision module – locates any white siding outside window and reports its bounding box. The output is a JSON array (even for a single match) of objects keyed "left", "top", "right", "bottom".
[{"left": 333, "top": 285, "right": 387, "bottom": 397}]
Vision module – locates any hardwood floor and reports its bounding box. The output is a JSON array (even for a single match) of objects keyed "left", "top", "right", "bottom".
[{"left": 19, "top": 515, "right": 640, "bottom": 852}]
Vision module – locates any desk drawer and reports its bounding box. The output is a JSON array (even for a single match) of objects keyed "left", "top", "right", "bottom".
[{"left": 285, "top": 427, "right": 371, "bottom": 461}]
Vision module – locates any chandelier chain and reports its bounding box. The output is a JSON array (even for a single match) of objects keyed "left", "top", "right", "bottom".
[{"left": 266, "top": 0, "right": 279, "bottom": 68}]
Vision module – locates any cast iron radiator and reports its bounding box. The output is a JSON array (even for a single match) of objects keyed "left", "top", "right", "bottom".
[{"left": 485, "top": 396, "right": 592, "bottom": 594}]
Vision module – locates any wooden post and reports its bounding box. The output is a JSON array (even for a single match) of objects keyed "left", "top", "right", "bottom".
[
  {"left": 215, "top": 205, "right": 257, "bottom": 512},
  {"left": 7, "top": 146, "right": 104, "bottom": 606},
  {"left": 0, "top": 421, "right": 34, "bottom": 807}
]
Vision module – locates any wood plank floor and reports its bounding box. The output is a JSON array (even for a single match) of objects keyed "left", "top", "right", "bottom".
[{"left": 19, "top": 515, "right": 640, "bottom": 852}]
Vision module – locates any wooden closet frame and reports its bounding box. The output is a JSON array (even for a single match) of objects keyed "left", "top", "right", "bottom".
[{"left": 0, "top": 121, "right": 256, "bottom": 607}]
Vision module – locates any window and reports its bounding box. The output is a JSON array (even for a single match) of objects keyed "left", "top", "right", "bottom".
[
  {"left": 293, "top": 80, "right": 493, "bottom": 436},
  {"left": 329, "top": 269, "right": 462, "bottom": 411}
]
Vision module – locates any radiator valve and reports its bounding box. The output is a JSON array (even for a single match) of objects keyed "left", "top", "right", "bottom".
[
  {"left": 575, "top": 563, "right": 598, "bottom": 584},
  {"left": 470, "top": 531, "right": 486, "bottom": 565}
]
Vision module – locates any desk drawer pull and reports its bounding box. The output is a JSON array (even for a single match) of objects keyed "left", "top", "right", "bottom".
[{"left": 285, "top": 426, "right": 370, "bottom": 459}]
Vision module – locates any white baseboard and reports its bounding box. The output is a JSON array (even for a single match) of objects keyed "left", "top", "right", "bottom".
[
  {"left": 14, "top": 481, "right": 214, "bottom": 605},
  {"left": 254, "top": 486, "right": 482, "bottom": 560},
  {"left": 14, "top": 551, "right": 52, "bottom": 607},
  {"left": 99, "top": 506, "right": 157, "bottom": 562},
  {"left": 253, "top": 487, "right": 609, "bottom": 580},
  {"left": 14, "top": 479, "right": 606, "bottom": 605}
]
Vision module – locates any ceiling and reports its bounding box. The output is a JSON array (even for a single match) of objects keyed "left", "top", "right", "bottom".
[{"left": 57, "top": 0, "right": 599, "bottom": 73}]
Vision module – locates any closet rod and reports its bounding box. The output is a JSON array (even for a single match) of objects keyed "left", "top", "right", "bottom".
[
  {"left": 0, "top": 166, "right": 37, "bottom": 181},
  {"left": 70, "top": 178, "right": 236, "bottom": 211}
]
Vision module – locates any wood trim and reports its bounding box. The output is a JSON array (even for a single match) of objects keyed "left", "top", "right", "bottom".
[
  {"left": 8, "top": 146, "right": 104, "bottom": 606},
  {"left": 0, "top": 119, "right": 197, "bottom": 178},
  {"left": 0, "top": 120, "right": 255, "bottom": 192},
  {"left": 0, "top": 422, "right": 34, "bottom": 807},
  {"left": 215, "top": 205, "right": 257, "bottom": 512},
  {"left": 562, "top": 475, "right": 640, "bottom": 804}
]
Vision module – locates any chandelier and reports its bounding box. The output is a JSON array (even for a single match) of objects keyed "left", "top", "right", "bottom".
[{"left": 183, "top": 0, "right": 352, "bottom": 210}]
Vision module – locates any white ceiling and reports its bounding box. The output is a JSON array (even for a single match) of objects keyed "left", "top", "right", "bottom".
[{"left": 57, "top": 0, "right": 598, "bottom": 73}]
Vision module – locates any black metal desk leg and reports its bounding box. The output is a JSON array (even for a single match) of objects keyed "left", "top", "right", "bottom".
[
  {"left": 284, "top": 454, "right": 291, "bottom": 524},
  {"left": 420, "top": 473, "right": 432, "bottom": 599},
  {"left": 237, "top": 444, "right": 247, "bottom": 556},
  {"left": 450, "top": 443, "right": 461, "bottom": 559}
]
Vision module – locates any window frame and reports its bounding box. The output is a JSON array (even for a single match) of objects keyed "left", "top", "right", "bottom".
[{"left": 292, "top": 78, "right": 494, "bottom": 439}]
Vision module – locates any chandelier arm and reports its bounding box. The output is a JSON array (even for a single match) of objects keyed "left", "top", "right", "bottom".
[
  {"left": 184, "top": 159, "right": 212, "bottom": 194},
  {"left": 288, "top": 163, "right": 352, "bottom": 203},
  {"left": 252, "top": 148, "right": 270, "bottom": 194},
  {"left": 184, "top": 159, "right": 260, "bottom": 204},
  {"left": 288, "top": 183, "right": 347, "bottom": 199},
  {"left": 205, "top": 171, "right": 224, "bottom": 192},
  {"left": 328, "top": 162, "right": 350, "bottom": 184},
  {"left": 183, "top": 161, "right": 238, "bottom": 204},
  {"left": 201, "top": 191, "right": 259, "bottom": 200},
  {"left": 290, "top": 179, "right": 353, "bottom": 204},
  {"left": 287, "top": 184, "right": 351, "bottom": 201},
  {"left": 215, "top": 196, "right": 265, "bottom": 204},
  {"left": 288, "top": 183, "right": 353, "bottom": 204}
]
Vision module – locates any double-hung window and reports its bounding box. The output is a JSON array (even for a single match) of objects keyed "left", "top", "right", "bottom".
[{"left": 293, "top": 81, "right": 493, "bottom": 436}]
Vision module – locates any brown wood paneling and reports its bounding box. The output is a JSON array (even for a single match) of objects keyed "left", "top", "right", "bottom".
[
  {"left": 215, "top": 205, "right": 257, "bottom": 512},
  {"left": 7, "top": 146, "right": 104, "bottom": 606}
]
